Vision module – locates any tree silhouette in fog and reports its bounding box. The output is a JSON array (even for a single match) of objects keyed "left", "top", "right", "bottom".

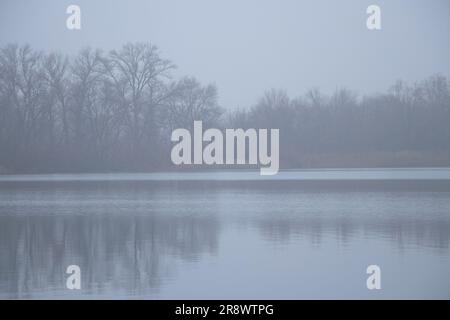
[{"left": 0, "top": 43, "right": 449, "bottom": 173}]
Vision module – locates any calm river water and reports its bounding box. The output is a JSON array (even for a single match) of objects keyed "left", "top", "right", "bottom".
[{"left": 0, "top": 169, "right": 449, "bottom": 299}]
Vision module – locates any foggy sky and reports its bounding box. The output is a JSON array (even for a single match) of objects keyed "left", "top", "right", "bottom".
[{"left": 1, "top": 0, "right": 449, "bottom": 109}]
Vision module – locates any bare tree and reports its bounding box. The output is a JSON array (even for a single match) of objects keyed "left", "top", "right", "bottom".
[
  {"left": 103, "top": 43, "right": 175, "bottom": 166},
  {"left": 0, "top": 44, "right": 45, "bottom": 170},
  {"left": 42, "top": 52, "right": 70, "bottom": 147},
  {"left": 162, "top": 77, "right": 222, "bottom": 131}
]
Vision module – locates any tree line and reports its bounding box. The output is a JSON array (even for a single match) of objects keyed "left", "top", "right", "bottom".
[
  {"left": 226, "top": 75, "right": 450, "bottom": 168},
  {"left": 0, "top": 43, "right": 449, "bottom": 173},
  {"left": 0, "top": 43, "right": 222, "bottom": 173}
]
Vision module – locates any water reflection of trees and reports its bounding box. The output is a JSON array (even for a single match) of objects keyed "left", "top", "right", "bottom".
[
  {"left": 0, "top": 213, "right": 219, "bottom": 298},
  {"left": 1, "top": 180, "right": 450, "bottom": 298},
  {"left": 257, "top": 216, "right": 450, "bottom": 250}
]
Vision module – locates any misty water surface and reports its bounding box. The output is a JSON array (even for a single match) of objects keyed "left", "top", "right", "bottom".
[{"left": 0, "top": 169, "right": 449, "bottom": 299}]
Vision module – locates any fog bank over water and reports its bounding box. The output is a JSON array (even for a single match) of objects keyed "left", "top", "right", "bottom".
[{"left": 2, "top": 168, "right": 450, "bottom": 182}]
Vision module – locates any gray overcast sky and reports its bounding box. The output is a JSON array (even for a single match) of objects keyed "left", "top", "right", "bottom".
[{"left": 1, "top": 0, "right": 449, "bottom": 109}]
